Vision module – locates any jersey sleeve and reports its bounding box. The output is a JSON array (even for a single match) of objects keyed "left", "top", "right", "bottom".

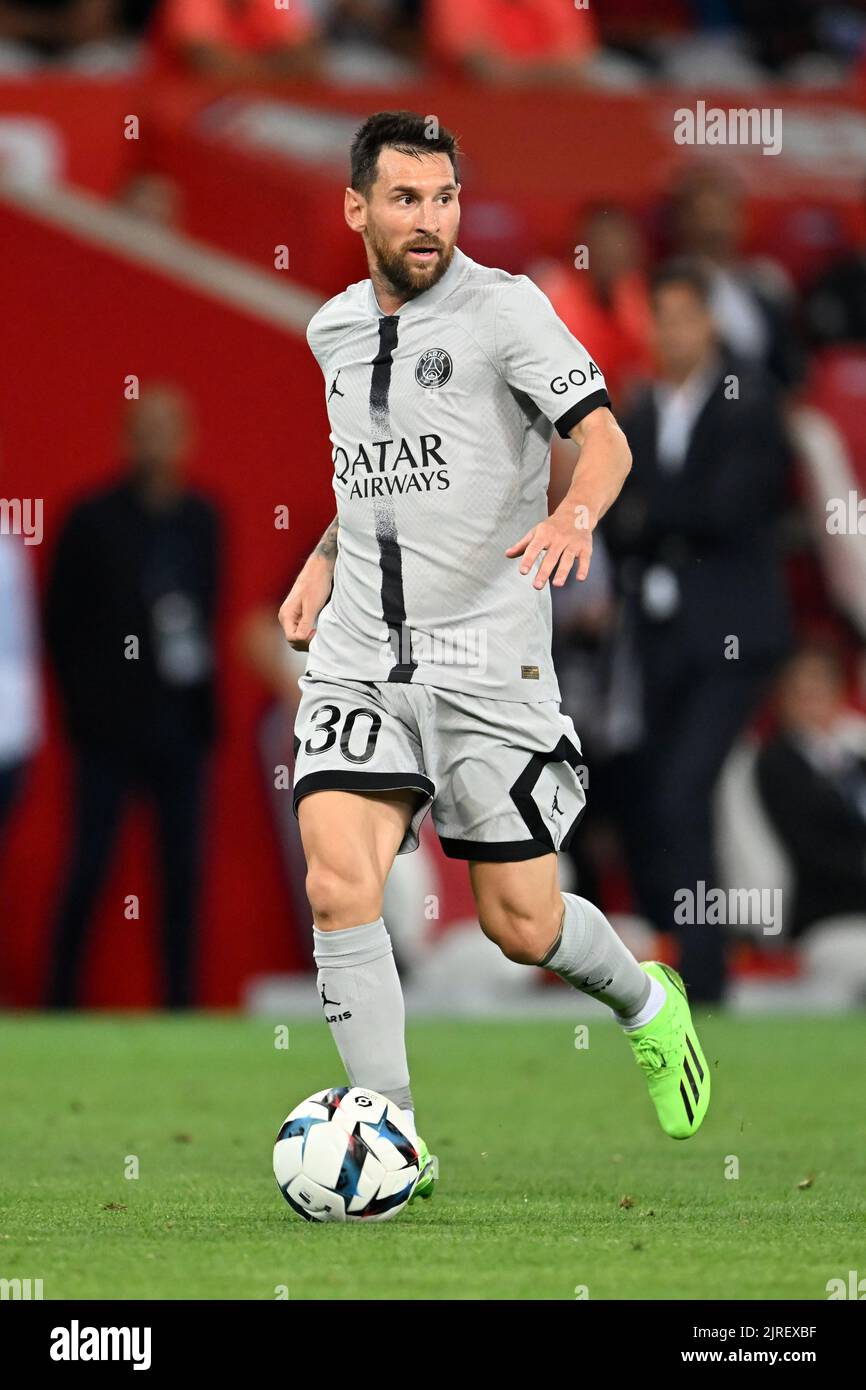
[
  {"left": 494, "top": 275, "right": 611, "bottom": 437},
  {"left": 306, "top": 313, "right": 327, "bottom": 375}
]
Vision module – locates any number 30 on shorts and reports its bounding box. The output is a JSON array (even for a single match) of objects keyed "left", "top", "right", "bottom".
[{"left": 303, "top": 704, "right": 382, "bottom": 764}]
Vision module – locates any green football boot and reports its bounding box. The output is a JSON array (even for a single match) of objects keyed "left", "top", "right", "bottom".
[
  {"left": 625, "top": 961, "right": 711, "bottom": 1140},
  {"left": 409, "top": 1136, "right": 438, "bottom": 1203}
]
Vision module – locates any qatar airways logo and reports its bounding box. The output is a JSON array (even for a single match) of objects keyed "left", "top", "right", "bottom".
[{"left": 333, "top": 435, "right": 451, "bottom": 500}]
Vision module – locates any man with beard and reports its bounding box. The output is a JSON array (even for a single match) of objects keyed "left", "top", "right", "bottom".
[{"left": 277, "top": 111, "right": 711, "bottom": 1214}]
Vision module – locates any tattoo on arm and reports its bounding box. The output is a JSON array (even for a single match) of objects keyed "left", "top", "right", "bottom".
[{"left": 315, "top": 516, "right": 338, "bottom": 562}]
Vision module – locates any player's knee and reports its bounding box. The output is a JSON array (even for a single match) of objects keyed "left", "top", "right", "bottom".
[{"left": 305, "top": 859, "right": 383, "bottom": 930}]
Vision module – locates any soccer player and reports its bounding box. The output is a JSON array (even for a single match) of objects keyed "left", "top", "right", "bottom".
[{"left": 279, "top": 111, "right": 710, "bottom": 1205}]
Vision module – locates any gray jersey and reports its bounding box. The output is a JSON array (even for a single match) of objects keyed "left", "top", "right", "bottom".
[{"left": 305, "top": 246, "right": 610, "bottom": 702}]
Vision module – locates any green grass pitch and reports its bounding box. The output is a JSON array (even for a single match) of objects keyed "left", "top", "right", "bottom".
[{"left": 1, "top": 1012, "right": 863, "bottom": 1300}]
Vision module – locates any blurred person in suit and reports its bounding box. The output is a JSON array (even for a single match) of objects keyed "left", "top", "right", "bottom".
[
  {"left": 604, "top": 258, "right": 793, "bottom": 1002},
  {"left": 666, "top": 164, "right": 803, "bottom": 390},
  {"left": 805, "top": 184, "right": 866, "bottom": 349},
  {"left": 757, "top": 643, "right": 866, "bottom": 938},
  {"left": 44, "top": 385, "right": 221, "bottom": 1008}
]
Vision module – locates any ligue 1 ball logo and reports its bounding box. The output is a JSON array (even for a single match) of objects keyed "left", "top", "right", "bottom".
[{"left": 415, "top": 348, "right": 453, "bottom": 389}]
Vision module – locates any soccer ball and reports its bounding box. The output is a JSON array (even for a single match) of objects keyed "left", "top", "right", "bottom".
[{"left": 273, "top": 1086, "right": 420, "bottom": 1223}]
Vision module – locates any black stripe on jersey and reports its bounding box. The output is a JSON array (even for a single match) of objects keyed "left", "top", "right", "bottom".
[
  {"left": 369, "top": 315, "right": 417, "bottom": 683},
  {"left": 554, "top": 388, "right": 612, "bottom": 439},
  {"left": 376, "top": 508, "right": 417, "bottom": 682},
  {"left": 370, "top": 314, "right": 399, "bottom": 435}
]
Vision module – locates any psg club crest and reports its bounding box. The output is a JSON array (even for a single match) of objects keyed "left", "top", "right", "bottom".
[{"left": 415, "top": 349, "right": 453, "bottom": 389}]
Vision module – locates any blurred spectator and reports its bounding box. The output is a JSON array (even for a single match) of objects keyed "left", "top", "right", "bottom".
[
  {"left": 0, "top": 528, "right": 41, "bottom": 842},
  {"left": 805, "top": 199, "right": 866, "bottom": 347},
  {"left": 149, "top": 0, "right": 322, "bottom": 77},
  {"left": 534, "top": 205, "right": 652, "bottom": 407},
  {"left": 667, "top": 165, "right": 803, "bottom": 389},
  {"left": 550, "top": 532, "right": 627, "bottom": 906},
  {"left": 425, "top": 0, "right": 598, "bottom": 84},
  {"left": 593, "top": 0, "right": 690, "bottom": 49},
  {"left": 603, "top": 258, "right": 793, "bottom": 1002},
  {"left": 0, "top": 0, "right": 141, "bottom": 71},
  {"left": 788, "top": 363, "right": 866, "bottom": 643},
  {"left": 312, "top": 0, "right": 420, "bottom": 81},
  {"left": 44, "top": 385, "right": 221, "bottom": 1008},
  {"left": 238, "top": 596, "right": 310, "bottom": 953},
  {"left": 757, "top": 643, "right": 866, "bottom": 937},
  {"left": 655, "top": 2, "right": 856, "bottom": 87},
  {"left": 539, "top": 207, "right": 651, "bottom": 565},
  {"left": 324, "top": 0, "right": 417, "bottom": 57},
  {"left": 726, "top": 0, "right": 840, "bottom": 76}
]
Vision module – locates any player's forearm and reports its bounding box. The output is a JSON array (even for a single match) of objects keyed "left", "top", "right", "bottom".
[
  {"left": 559, "top": 409, "right": 632, "bottom": 531},
  {"left": 307, "top": 515, "right": 339, "bottom": 576}
]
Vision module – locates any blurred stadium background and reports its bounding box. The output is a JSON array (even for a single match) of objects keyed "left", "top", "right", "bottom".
[{"left": 2, "top": 0, "right": 866, "bottom": 1018}]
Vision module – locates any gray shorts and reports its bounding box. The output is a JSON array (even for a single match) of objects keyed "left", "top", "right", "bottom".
[{"left": 292, "top": 673, "right": 587, "bottom": 861}]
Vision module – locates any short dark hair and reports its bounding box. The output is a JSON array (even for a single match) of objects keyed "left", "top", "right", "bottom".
[
  {"left": 649, "top": 257, "right": 713, "bottom": 306},
  {"left": 350, "top": 111, "right": 461, "bottom": 199}
]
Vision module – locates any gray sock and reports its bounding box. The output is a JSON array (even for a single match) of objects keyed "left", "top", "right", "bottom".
[
  {"left": 538, "top": 893, "right": 651, "bottom": 1016},
  {"left": 312, "top": 917, "right": 413, "bottom": 1113}
]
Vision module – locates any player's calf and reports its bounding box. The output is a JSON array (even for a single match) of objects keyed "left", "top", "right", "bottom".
[{"left": 470, "top": 855, "right": 564, "bottom": 964}]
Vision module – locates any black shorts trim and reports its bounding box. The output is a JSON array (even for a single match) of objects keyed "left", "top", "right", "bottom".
[
  {"left": 509, "top": 734, "right": 585, "bottom": 852},
  {"left": 558, "top": 799, "right": 587, "bottom": 853},
  {"left": 555, "top": 389, "right": 612, "bottom": 439},
  {"left": 292, "top": 771, "right": 434, "bottom": 818},
  {"left": 438, "top": 836, "right": 555, "bottom": 862}
]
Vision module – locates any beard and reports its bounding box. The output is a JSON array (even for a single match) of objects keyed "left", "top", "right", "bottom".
[{"left": 366, "top": 223, "right": 455, "bottom": 301}]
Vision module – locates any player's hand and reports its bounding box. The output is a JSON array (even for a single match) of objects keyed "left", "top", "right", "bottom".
[
  {"left": 278, "top": 561, "right": 331, "bottom": 650},
  {"left": 506, "top": 506, "right": 593, "bottom": 589}
]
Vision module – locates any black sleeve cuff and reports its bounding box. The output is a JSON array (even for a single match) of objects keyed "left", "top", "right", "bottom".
[{"left": 554, "top": 388, "right": 612, "bottom": 439}]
